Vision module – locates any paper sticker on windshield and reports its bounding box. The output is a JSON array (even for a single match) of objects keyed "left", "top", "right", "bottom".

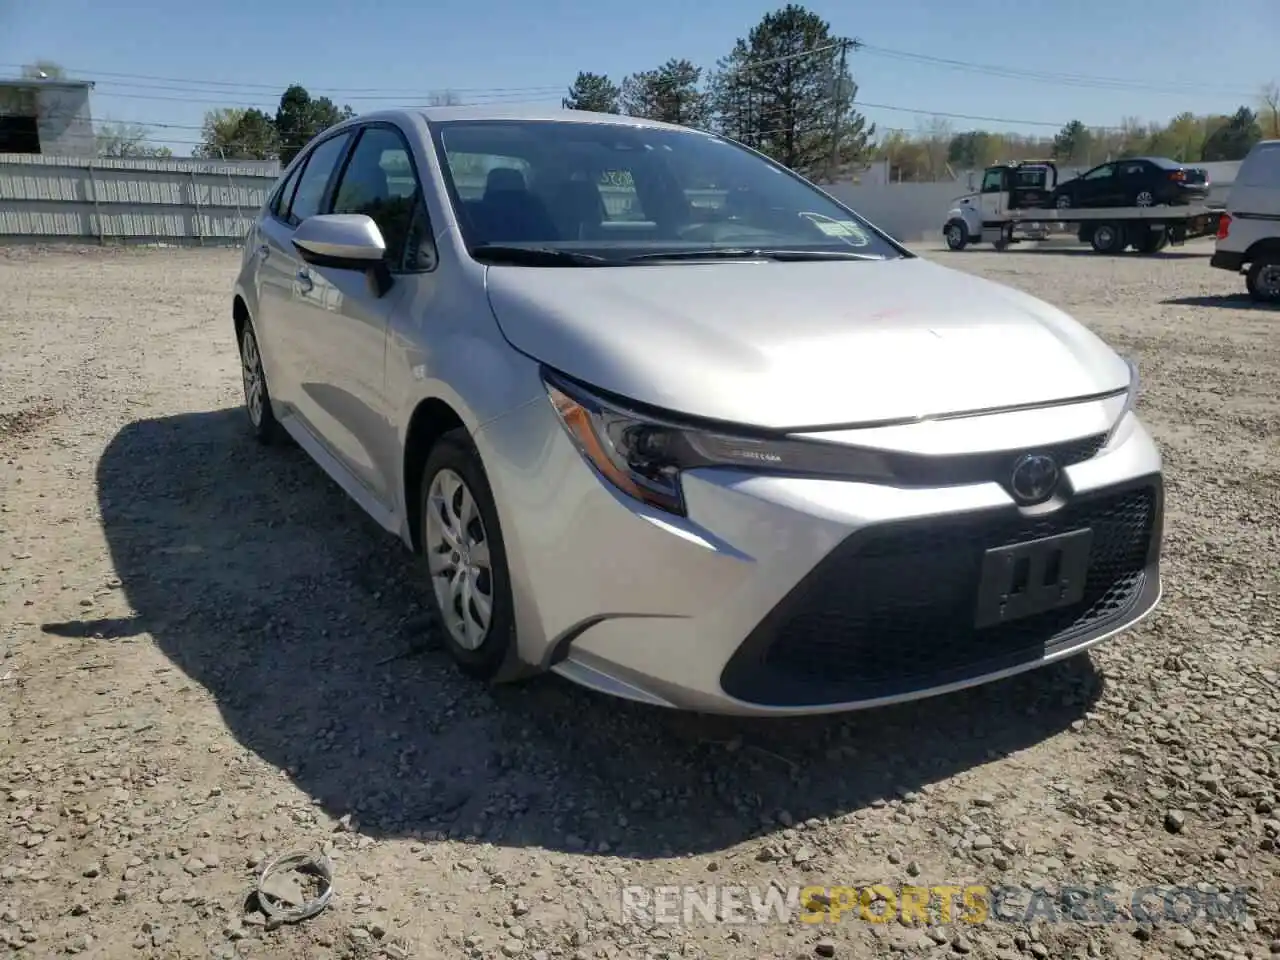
[{"left": 814, "top": 220, "right": 869, "bottom": 241}]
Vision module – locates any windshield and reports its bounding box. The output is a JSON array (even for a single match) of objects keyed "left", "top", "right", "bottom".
[{"left": 428, "top": 119, "right": 906, "bottom": 263}]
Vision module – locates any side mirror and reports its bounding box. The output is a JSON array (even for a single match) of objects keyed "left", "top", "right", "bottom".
[
  {"left": 294, "top": 213, "right": 399, "bottom": 296},
  {"left": 292, "top": 214, "right": 393, "bottom": 296},
  {"left": 293, "top": 213, "right": 386, "bottom": 264}
]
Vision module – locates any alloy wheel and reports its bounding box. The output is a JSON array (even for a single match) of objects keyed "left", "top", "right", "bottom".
[
  {"left": 425, "top": 468, "right": 494, "bottom": 651},
  {"left": 241, "top": 328, "right": 264, "bottom": 427},
  {"left": 1135, "top": 191, "right": 1154, "bottom": 207}
]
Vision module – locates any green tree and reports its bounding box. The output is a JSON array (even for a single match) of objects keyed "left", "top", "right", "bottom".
[
  {"left": 192, "top": 108, "right": 279, "bottom": 161},
  {"left": 1202, "top": 106, "right": 1262, "bottom": 161},
  {"left": 873, "top": 129, "right": 930, "bottom": 182},
  {"left": 620, "top": 59, "right": 710, "bottom": 127},
  {"left": 273, "top": 85, "right": 356, "bottom": 165},
  {"left": 948, "top": 131, "right": 1005, "bottom": 170},
  {"left": 1147, "top": 112, "right": 1203, "bottom": 162},
  {"left": 562, "top": 72, "right": 620, "bottom": 113},
  {"left": 709, "top": 5, "right": 872, "bottom": 174},
  {"left": 95, "top": 121, "right": 172, "bottom": 159},
  {"left": 1052, "top": 120, "right": 1092, "bottom": 165}
]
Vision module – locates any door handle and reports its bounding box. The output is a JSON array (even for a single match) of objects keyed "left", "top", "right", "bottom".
[
  {"left": 257, "top": 243, "right": 270, "bottom": 260},
  {"left": 296, "top": 269, "right": 313, "bottom": 294}
]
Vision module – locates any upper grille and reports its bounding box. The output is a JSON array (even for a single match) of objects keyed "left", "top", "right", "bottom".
[
  {"left": 879, "top": 433, "right": 1108, "bottom": 488},
  {"left": 721, "top": 483, "right": 1159, "bottom": 707}
]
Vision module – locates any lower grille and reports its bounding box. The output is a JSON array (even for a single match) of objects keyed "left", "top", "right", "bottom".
[{"left": 721, "top": 482, "right": 1160, "bottom": 707}]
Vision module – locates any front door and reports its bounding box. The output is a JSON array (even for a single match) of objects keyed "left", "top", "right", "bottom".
[
  {"left": 1076, "top": 163, "right": 1119, "bottom": 207},
  {"left": 287, "top": 122, "right": 434, "bottom": 508},
  {"left": 978, "top": 167, "right": 1005, "bottom": 221}
]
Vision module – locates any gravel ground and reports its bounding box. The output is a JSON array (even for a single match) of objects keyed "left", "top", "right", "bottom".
[{"left": 0, "top": 238, "right": 1277, "bottom": 960}]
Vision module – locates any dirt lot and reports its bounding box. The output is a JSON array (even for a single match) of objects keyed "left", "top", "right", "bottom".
[{"left": 0, "top": 239, "right": 1277, "bottom": 960}]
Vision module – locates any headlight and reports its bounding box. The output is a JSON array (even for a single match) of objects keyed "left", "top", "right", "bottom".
[
  {"left": 1122, "top": 357, "right": 1140, "bottom": 415},
  {"left": 1105, "top": 357, "right": 1140, "bottom": 448},
  {"left": 542, "top": 368, "right": 894, "bottom": 516}
]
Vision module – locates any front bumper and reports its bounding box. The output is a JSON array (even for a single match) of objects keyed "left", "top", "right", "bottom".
[{"left": 474, "top": 394, "right": 1164, "bottom": 716}]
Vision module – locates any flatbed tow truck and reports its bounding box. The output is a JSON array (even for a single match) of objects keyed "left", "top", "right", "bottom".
[{"left": 941, "top": 159, "right": 1222, "bottom": 254}]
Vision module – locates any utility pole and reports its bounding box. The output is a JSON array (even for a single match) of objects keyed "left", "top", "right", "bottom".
[{"left": 827, "top": 38, "right": 859, "bottom": 183}]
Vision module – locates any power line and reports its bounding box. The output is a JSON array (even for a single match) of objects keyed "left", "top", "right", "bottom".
[
  {"left": 85, "top": 79, "right": 565, "bottom": 102},
  {"left": 0, "top": 62, "right": 568, "bottom": 97},
  {"left": 858, "top": 43, "right": 1262, "bottom": 99}
]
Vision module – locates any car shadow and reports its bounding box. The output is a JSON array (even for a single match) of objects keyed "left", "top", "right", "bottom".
[
  {"left": 1163, "top": 294, "right": 1275, "bottom": 310},
  {"left": 54, "top": 408, "right": 1103, "bottom": 857}
]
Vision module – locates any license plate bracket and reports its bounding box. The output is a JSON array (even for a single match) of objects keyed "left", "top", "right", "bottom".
[{"left": 974, "top": 528, "right": 1093, "bottom": 629}]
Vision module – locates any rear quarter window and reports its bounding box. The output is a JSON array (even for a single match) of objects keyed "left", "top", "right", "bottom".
[{"left": 1238, "top": 145, "right": 1280, "bottom": 188}]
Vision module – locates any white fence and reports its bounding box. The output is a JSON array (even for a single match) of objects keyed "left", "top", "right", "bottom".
[
  {"left": 0, "top": 154, "right": 1242, "bottom": 247},
  {"left": 0, "top": 154, "right": 280, "bottom": 244}
]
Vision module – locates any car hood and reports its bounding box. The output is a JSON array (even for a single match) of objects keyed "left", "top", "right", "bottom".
[{"left": 483, "top": 257, "right": 1131, "bottom": 430}]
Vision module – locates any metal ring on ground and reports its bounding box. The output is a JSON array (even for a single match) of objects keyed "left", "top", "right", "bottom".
[{"left": 255, "top": 850, "right": 334, "bottom": 925}]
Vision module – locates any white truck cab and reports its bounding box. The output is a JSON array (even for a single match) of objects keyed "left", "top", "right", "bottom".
[
  {"left": 1211, "top": 139, "right": 1280, "bottom": 303},
  {"left": 944, "top": 161, "right": 1057, "bottom": 250}
]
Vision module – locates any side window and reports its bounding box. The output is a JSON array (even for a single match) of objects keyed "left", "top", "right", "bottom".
[
  {"left": 445, "top": 151, "right": 532, "bottom": 200},
  {"left": 287, "top": 133, "right": 352, "bottom": 226},
  {"left": 271, "top": 163, "right": 303, "bottom": 220},
  {"left": 330, "top": 125, "right": 434, "bottom": 271},
  {"left": 1120, "top": 161, "right": 1145, "bottom": 177},
  {"left": 1084, "top": 164, "right": 1115, "bottom": 181},
  {"left": 980, "top": 169, "right": 1004, "bottom": 193}
]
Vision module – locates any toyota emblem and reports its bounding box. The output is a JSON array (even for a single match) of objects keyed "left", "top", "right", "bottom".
[{"left": 1010, "top": 453, "right": 1060, "bottom": 504}]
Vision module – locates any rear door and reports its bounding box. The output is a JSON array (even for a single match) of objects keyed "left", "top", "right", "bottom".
[
  {"left": 252, "top": 161, "right": 305, "bottom": 404},
  {"left": 263, "top": 131, "right": 355, "bottom": 424},
  {"left": 1118, "top": 160, "right": 1152, "bottom": 205}
]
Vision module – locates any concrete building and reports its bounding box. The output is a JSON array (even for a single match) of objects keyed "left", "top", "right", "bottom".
[{"left": 0, "top": 77, "right": 96, "bottom": 156}]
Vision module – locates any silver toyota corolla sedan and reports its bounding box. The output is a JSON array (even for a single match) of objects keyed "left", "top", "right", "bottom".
[{"left": 231, "top": 105, "right": 1164, "bottom": 716}]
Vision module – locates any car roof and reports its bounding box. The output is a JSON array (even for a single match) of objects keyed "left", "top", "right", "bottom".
[
  {"left": 1130, "top": 156, "right": 1186, "bottom": 169},
  {"left": 325, "top": 105, "right": 702, "bottom": 133}
]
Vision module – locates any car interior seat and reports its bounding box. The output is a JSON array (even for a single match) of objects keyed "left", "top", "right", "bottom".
[{"left": 480, "top": 167, "right": 559, "bottom": 242}]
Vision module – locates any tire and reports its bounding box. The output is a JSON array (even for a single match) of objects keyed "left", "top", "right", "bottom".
[
  {"left": 1134, "top": 190, "right": 1155, "bottom": 207},
  {"left": 1246, "top": 257, "right": 1280, "bottom": 304},
  {"left": 944, "top": 220, "right": 968, "bottom": 251},
  {"left": 1055, "top": 194, "right": 1072, "bottom": 209},
  {"left": 1090, "top": 222, "right": 1122, "bottom": 254},
  {"left": 238, "top": 320, "right": 283, "bottom": 444},
  {"left": 1134, "top": 225, "right": 1169, "bottom": 254},
  {"left": 418, "top": 428, "right": 521, "bottom": 681}
]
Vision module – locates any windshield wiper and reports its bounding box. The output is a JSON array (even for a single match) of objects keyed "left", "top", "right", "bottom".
[
  {"left": 626, "top": 248, "right": 888, "bottom": 263},
  {"left": 469, "top": 244, "right": 611, "bottom": 266}
]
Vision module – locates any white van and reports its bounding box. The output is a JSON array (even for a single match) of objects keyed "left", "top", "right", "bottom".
[{"left": 1211, "top": 139, "right": 1280, "bottom": 302}]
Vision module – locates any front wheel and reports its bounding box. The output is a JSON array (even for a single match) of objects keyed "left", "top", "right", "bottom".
[
  {"left": 419, "top": 429, "right": 521, "bottom": 681},
  {"left": 1246, "top": 257, "right": 1280, "bottom": 304},
  {"left": 944, "top": 220, "right": 968, "bottom": 250}
]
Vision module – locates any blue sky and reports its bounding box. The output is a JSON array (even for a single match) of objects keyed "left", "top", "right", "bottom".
[{"left": 1, "top": 0, "right": 1276, "bottom": 155}]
